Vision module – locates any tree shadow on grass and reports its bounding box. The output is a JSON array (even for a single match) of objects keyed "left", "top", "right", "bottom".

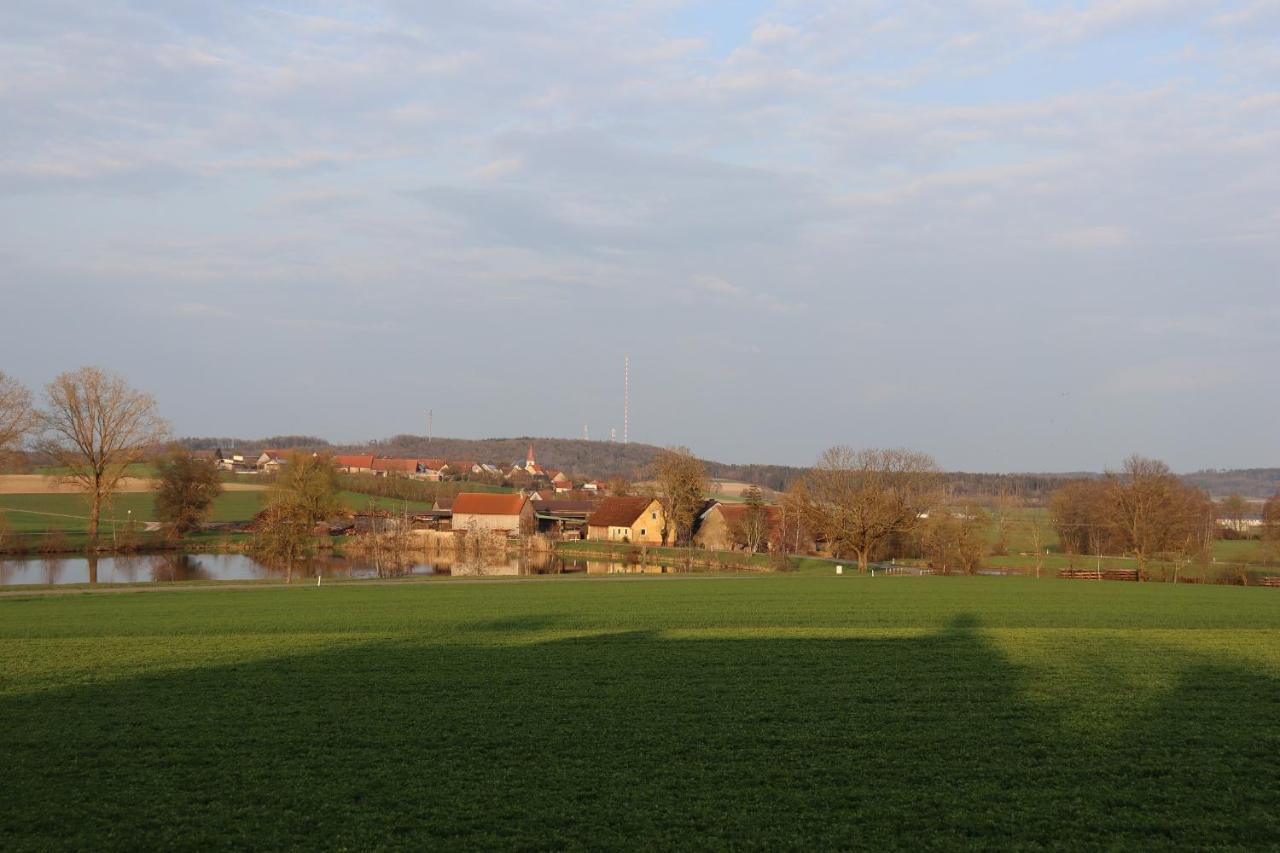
[{"left": 0, "top": 615, "right": 1276, "bottom": 849}]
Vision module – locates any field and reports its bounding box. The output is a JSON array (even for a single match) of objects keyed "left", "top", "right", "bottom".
[
  {"left": 1, "top": 576, "right": 1276, "bottom": 849},
  {"left": 0, "top": 490, "right": 433, "bottom": 534}
]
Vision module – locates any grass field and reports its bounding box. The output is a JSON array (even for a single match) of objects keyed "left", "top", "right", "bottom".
[
  {"left": 0, "top": 490, "right": 434, "bottom": 534},
  {"left": 0, "top": 576, "right": 1276, "bottom": 849}
]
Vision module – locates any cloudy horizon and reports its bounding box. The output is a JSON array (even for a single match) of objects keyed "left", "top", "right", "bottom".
[{"left": 1, "top": 2, "right": 1277, "bottom": 472}]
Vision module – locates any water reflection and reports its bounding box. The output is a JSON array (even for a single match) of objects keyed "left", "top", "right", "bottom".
[{"left": 0, "top": 552, "right": 687, "bottom": 586}]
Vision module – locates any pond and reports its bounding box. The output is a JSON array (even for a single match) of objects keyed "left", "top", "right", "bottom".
[{"left": 0, "top": 552, "right": 689, "bottom": 587}]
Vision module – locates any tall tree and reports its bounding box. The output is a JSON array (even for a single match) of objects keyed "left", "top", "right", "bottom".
[
  {"left": 268, "top": 451, "right": 342, "bottom": 526},
  {"left": 253, "top": 452, "right": 342, "bottom": 583},
  {"left": 36, "top": 367, "right": 169, "bottom": 546},
  {"left": 154, "top": 449, "right": 224, "bottom": 537},
  {"left": 0, "top": 371, "right": 35, "bottom": 451},
  {"left": 799, "top": 447, "right": 941, "bottom": 572},
  {"left": 651, "top": 447, "right": 709, "bottom": 546},
  {"left": 1106, "top": 455, "right": 1213, "bottom": 581},
  {"left": 1050, "top": 479, "right": 1119, "bottom": 560}
]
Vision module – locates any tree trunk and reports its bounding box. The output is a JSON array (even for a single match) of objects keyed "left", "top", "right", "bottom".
[
  {"left": 88, "top": 492, "right": 101, "bottom": 550},
  {"left": 857, "top": 550, "right": 870, "bottom": 573},
  {"left": 86, "top": 554, "right": 98, "bottom": 585}
]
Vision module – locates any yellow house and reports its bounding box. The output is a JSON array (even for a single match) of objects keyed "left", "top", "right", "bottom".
[{"left": 586, "top": 497, "right": 667, "bottom": 545}]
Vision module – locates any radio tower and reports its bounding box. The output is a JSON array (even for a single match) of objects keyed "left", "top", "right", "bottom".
[{"left": 623, "top": 355, "right": 630, "bottom": 444}]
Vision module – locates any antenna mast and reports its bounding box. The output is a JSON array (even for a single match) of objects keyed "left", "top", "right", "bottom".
[
  {"left": 623, "top": 355, "right": 629, "bottom": 444},
  {"left": 427, "top": 409, "right": 433, "bottom": 444}
]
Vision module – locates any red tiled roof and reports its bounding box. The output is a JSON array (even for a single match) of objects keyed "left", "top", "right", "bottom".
[
  {"left": 588, "top": 496, "right": 656, "bottom": 528},
  {"left": 707, "top": 502, "right": 782, "bottom": 533},
  {"left": 372, "top": 458, "right": 419, "bottom": 473},
  {"left": 334, "top": 454, "right": 375, "bottom": 469},
  {"left": 452, "top": 492, "right": 528, "bottom": 516}
]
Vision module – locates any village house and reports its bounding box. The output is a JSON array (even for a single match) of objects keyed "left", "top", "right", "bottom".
[
  {"left": 693, "top": 501, "right": 784, "bottom": 552},
  {"left": 586, "top": 496, "right": 667, "bottom": 545},
  {"left": 333, "top": 454, "right": 375, "bottom": 474},
  {"left": 256, "top": 450, "right": 289, "bottom": 472},
  {"left": 451, "top": 492, "right": 535, "bottom": 535},
  {"left": 370, "top": 457, "right": 448, "bottom": 481}
]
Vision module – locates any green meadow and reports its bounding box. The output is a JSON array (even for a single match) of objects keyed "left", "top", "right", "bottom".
[
  {"left": 1, "top": 576, "right": 1276, "bottom": 849},
  {"left": 0, "top": 491, "right": 432, "bottom": 534}
]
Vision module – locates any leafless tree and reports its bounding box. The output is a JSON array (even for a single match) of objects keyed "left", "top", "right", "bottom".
[
  {"left": 1261, "top": 493, "right": 1280, "bottom": 562},
  {"left": 1106, "top": 455, "right": 1213, "bottom": 581},
  {"left": 651, "top": 447, "right": 709, "bottom": 546},
  {"left": 799, "top": 447, "right": 941, "bottom": 572},
  {"left": 0, "top": 371, "right": 36, "bottom": 451},
  {"left": 36, "top": 367, "right": 169, "bottom": 546},
  {"left": 1217, "top": 494, "right": 1250, "bottom": 536},
  {"left": 919, "top": 504, "right": 989, "bottom": 575},
  {"left": 732, "top": 485, "right": 771, "bottom": 554}
]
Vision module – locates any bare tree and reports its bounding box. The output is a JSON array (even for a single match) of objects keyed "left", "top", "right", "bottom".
[
  {"left": 154, "top": 449, "right": 224, "bottom": 538},
  {"left": 1218, "top": 494, "right": 1250, "bottom": 536},
  {"left": 731, "top": 485, "right": 771, "bottom": 554},
  {"left": 1261, "top": 492, "right": 1280, "bottom": 562},
  {"left": 36, "top": 367, "right": 169, "bottom": 547},
  {"left": 799, "top": 447, "right": 941, "bottom": 572},
  {"left": 920, "top": 504, "right": 989, "bottom": 575},
  {"left": 1106, "top": 455, "right": 1213, "bottom": 581},
  {"left": 651, "top": 447, "right": 709, "bottom": 546},
  {"left": 0, "top": 371, "right": 35, "bottom": 451},
  {"left": 253, "top": 452, "right": 343, "bottom": 582}
]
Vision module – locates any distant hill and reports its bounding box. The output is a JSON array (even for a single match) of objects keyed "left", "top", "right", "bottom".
[{"left": 1181, "top": 468, "right": 1280, "bottom": 499}]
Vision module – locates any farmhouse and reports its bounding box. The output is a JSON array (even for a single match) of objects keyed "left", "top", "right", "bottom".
[
  {"left": 693, "top": 501, "right": 782, "bottom": 551},
  {"left": 586, "top": 496, "right": 667, "bottom": 544},
  {"left": 452, "top": 492, "right": 534, "bottom": 535},
  {"left": 256, "top": 450, "right": 289, "bottom": 471},
  {"left": 333, "top": 454, "right": 375, "bottom": 474},
  {"left": 370, "top": 457, "right": 448, "bottom": 481}
]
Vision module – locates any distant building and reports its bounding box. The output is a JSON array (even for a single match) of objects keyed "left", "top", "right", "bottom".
[
  {"left": 452, "top": 492, "right": 534, "bottom": 535},
  {"left": 333, "top": 454, "right": 375, "bottom": 474},
  {"left": 257, "top": 450, "right": 289, "bottom": 472},
  {"left": 586, "top": 496, "right": 667, "bottom": 544},
  {"left": 693, "top": 501, "right": 784, "bottom": 552}
]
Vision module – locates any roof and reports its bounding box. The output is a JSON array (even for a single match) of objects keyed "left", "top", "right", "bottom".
[
  {"left": 372, "top": 457, "right": 423, "bottom": 473},
  {"left": 261, "top": 449, "right": 288, "bottom": 461},
  {"left": 588, "top": 496, "right": 657, "bottom": 528},
  {"left": 703, "top": 501, "right": 782, "bottom": 528},
  {"left": 532, "top": 499, "right": 597, "bottom": 516},
  {"left": 452, "top": 492, "right": 528, "bottom": 516},
  {"left": 334, "top": 454, "right": 375, "bottom": 469}
]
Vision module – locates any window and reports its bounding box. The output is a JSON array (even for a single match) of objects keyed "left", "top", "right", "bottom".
[
  {"left": 651, "top": 511, "right": 657, "bottom": 520},
  {"left": 640, "top": 528, "right": 646, "bottom": 536}
]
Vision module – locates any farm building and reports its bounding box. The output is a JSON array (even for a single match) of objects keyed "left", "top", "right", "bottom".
[
  {"left": 452, "top": 492, "right": 535, "bottom": 535},
  {"left": 693, "top": 501, "right": 783, "bottom": 552},
  {"left": 256, "top": 450, "right": 289, "bottom": 471},
  {"left": 333, "top": 454, "right": 375, "bottom": 474},
  {"left": 586, "top": 496, "right": 667, "bottom": 544}
]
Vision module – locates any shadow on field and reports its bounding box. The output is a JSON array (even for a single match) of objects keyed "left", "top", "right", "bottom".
[{"left": 0, "top": 615, "right": 1276, "bottom": 849}]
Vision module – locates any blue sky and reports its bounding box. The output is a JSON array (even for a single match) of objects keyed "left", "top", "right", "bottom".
[{"left": 1, "top": 1, "right": 1277, "bottom": 471}]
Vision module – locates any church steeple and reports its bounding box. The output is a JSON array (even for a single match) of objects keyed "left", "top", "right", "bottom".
[{"left": 526, "top": 444, "right": 536, "bottom": 469}]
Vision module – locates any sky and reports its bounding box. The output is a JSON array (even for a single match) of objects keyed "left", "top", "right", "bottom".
[{"left": 0, "top": 1, "right": 1277, "bottom": 472}]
